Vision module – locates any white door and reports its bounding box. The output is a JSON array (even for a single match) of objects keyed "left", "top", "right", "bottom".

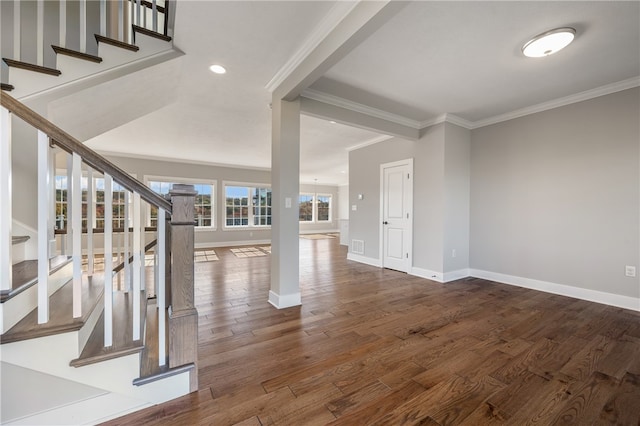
[{"left": 381, "top": 160, "right": 413, "bottom": 272}]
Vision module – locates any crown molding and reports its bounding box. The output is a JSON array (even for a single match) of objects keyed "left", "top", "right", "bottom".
[
  {"left": 96, "top": 150, "right": 271, "bottom": 172},
  {"left": 470, "top": 76, "right": 640, "bottom": 129},
  {"left": 265, "top": 1, "right": 360, "bottom": 93},
  {"left": 419, "top": 113, "right": 474, "bottom": 130},
  {"left": 302, "top": 88, "right": 422, "bottom": 129},
  {"left": 346, "top": 134, "right": 394, "bottom": 152}
]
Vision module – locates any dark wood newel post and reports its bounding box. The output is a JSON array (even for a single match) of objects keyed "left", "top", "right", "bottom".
[{"left": 168, "top": 184, "right": 198, "bottom": 392}]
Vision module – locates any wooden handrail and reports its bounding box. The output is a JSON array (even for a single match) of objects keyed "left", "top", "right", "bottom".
[
  {"left": 113, "top": 238, "right": 157, "bottom": 274},
  {"left": 1, "top": 92, "right": 172, "bottom": 213}
]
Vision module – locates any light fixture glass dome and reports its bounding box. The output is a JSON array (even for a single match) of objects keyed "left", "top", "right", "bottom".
[
  {"left": 522, "top": 27, "right": 576, "bottom": 58},
  {"left": 209, "top": 64, "right": 227, "bottom": 74}
]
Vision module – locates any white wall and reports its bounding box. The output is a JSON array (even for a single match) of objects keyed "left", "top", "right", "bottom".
[{"left": 470, "top": 88, "right": 640, "bottom": 301}]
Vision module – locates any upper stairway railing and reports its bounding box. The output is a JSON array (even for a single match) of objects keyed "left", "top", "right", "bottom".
[
  {"left": 1, "top": 91, "right": 198, "bottom": 391},
  {"left": 1, "top": 0, "right": 175, "bottom": 92}
]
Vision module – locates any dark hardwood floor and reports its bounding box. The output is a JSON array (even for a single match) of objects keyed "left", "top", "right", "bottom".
[{"left": 102, "top": 237, "right": 640, "bottom": 425}]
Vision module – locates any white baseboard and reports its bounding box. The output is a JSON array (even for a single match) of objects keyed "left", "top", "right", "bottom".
[
  {"left": 443, "top": 268, "right": 471, "bottom": 283},
  {"left": 470, "top": 269, "right": 640, "bottom": 312},
  {"left": 346, "top": 253, "right": 381, "bottom": 267},
  {"left": 299, "top": 229, "right": 339, "bottom": 235},
  {"left": 268, "top": 290, "right": 301, "bottom": 309},
  {"left": 410, "top": 267, "right": 443, "bottom": 282},
  {"left": 195, "top": 239, "right": 271, "bottom": 249}
]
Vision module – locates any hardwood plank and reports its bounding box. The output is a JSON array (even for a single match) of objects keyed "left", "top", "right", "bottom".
[
  {"left": 4, "top": 255, "right": 71, "bottom": 302},
  {"left": 101, "top": 239, "right": 640, "bottom": 425}
]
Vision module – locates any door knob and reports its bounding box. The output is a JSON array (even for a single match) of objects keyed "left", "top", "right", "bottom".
[{"left": 383, "top": 221, "right": 388, "bottom": 225}]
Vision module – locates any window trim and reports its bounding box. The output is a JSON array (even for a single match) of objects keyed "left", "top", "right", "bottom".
[
  {"left": 223, "top": 181, "right": 272, "bottom": 230},
  {"left": 145, "top": 175, "right": 217, "bottom": 231}
]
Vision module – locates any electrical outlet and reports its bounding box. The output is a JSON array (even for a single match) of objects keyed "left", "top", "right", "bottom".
[
  {"left": 625, "top": 265, "right": 636, "bottom": 277},
  {"left": 452, "top": 249, "right": 457, "bottom": 258}
]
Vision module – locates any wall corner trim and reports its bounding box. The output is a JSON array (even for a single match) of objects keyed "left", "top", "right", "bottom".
[
  {"left": 268, "top": 290, "right": 302, "bottom": 309},
  {"left": 346, "top": 253, "right": 381, "bottom": 267},
  {"left": 469, "top": 269, "right": 640, "bottom": 312},
  {"left": 411, "top": 267, "right": 444, "bottom": 283}
]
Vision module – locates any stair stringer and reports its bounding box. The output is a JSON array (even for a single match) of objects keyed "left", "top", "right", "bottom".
[
  {"left": 0, "top": 332, "right": 191, "bottom": 404},
  {"left": 0, "top": 262, "right": 72, "bottom": 333},
  {"left": 8, "top": 31, "right": 182, "bottom": 101}
]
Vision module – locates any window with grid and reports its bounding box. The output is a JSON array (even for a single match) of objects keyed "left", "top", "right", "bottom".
[
  {"left": 54, "top": 175, "right": 129, "bottom": 231},
  {"left": 299, "top": 194, "right": 314, "bottom": 222},
  {"left": 225, "top": 183, "right": 271, "bottom": 228},
  {"left": 316, "top": 194, "right": 332, "bottom": 222},
  {"left": 148, "top": 180, "right": 215, "bottom": 228}
]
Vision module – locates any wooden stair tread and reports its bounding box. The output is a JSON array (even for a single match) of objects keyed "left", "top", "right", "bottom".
[
  {"left": 2, "top": 58, "right": 61, "bottom": 76},
  {"left": 1, "top": 83, "right": 14, "bottom": 91},
  {"left": 140, "top": 0, "right": 166, "bottom": 14},
  {"left": 52, "top": 45, "right": 103, "bottom": 63},
  {"left": 2, "top": 255, "right": 71, "bottom": 303},
  {"left": 70, "top": 291, "right": 147, "bottom": 367},
  {"left": 0, "top": 273, "right": 104, "bottom": 344},
  {"left": 132, "top": 25, "right": 172, "bottom": 42},
  {"left": 94, "top": 34, "right": 140, "bottom": 52},
  {"left": 11, "top": 235, "right": 30, "bottom": 245}
]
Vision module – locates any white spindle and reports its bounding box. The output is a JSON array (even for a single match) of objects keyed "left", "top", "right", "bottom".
[
  {"left": 59, "top": 0, "right": 66, "bottom": 48},
  {"left": 37, "top": 131, "right": 49, "bottom": 324},
  {"left": 124, "top": 190, "right": 131, "bottom": 291},
  {"left": 157, "top": 207, "right": 166, "bottom": 366},
  {"left": 1, "top": 107, "right": 12, "bottom": 292},
  {"left": 48, "top": 148, "right": 55, "bottom": 256},
  {"left": 99, "top": 0, "right": 106, "bottom": 36},
  {"left": 152, "top": 0, "right": 157, "bottom": 32},
  {"left": 66, "top": 155, "right": 72, "bottom": 254},
  {"left": 132, "top": 193, "right": 141, "bottom": 340},
  {"left": 71, "top": 153, "right": 82, "bottom": 318},
  {"left": 13, "top": 0, "right": 21, "bottom": 61},
  {"left": 79, "top": 0, "right": 86, "bottom": 52},
  {"left": 104, "top": 174, "right": 113, "bottom": 346},
  {"left": 87, "top": 169, "right": 94, "bottom": 275},
  {"left": 118, "top": 0, "right": 124, "bottom": 41},
  {"left": 36, "top": 0, "right": 44, "bottom": 66},
  {"left": 136, "top": 0, "right": 141, "bottom": 26}
]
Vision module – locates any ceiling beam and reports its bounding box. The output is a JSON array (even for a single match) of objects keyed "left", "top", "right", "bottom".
[
  {"left": 269, "top": 1, "right": 406, "bottom": 102},
  {"left": 300, "top": 96, "right": 419, "bottom": 141}
]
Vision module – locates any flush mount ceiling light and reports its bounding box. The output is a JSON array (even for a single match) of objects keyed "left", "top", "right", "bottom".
[
  {"left": 209, "top": 64, "right": 226, "bottom": 74},
  {"left": 522, "top": 27, "right": 576, "bottom": 58}
]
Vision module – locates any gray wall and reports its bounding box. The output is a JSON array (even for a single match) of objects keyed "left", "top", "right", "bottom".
[
  {"left": 348, "top": 122, "right": 467, "bottom": 274},
  {"left": 107, "top": 155, "right": 339, "bottom": 247},
  {"left": 470, "top": 88, "right": 640, "bottom": 299}
]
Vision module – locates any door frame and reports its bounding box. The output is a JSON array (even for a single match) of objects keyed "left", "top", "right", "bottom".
[{"left": 379, "top": 158, "right": 413, "bottom": 272}]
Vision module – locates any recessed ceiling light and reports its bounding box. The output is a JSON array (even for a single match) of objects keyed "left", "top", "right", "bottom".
[
  {"left": 522, "top": 27, "right": 576, "bottom": 58},
  {"left": 209, "top": 64, "right": 226, "bottom": 74},
  {"left": 329, "top": 120, "right": 337, "bottom": 124}
]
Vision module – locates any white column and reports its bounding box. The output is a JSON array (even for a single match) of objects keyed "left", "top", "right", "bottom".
[
  {"left": 37, "top": 131, "right": 49, "bottom": 323},
  {"left": 132, "top": 193, "right": 141, "bottom": 340},
  {"left": 71, "top": 153, "right": 82, "bottom": 318},
  {"left": 79, "top": 0, "right": 86, "bottom": 52},
  {"left": 157, "top": 207, "right": 165, "bottom": 366},
  {"left": 13, "top": 0, "right": 21, "bottom": 61},
  {"left": 1, "top": 107, "right": 12, "bottom": 292},
  {"left": 269, "top": 98, "right": 301, "bottom": 309},
  {"left": 36, "top": 0, "right": 44, "bottom": 66},
  {"left": 59, "top": 0, "right": 66, "bottom": 48},
  {"left": 103, "top": 174, "right": 113, "bottom": 346}
]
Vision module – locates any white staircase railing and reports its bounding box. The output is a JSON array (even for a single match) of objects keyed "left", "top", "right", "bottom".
[
  {"left": 1, "top": 0, "right": 172, "bottom": 68},
  {"left": 1, "top": 93, "right": 197, "bottom": 386}
]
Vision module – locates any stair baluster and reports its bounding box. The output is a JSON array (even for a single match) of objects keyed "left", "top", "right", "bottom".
[
  {"left": 104, "top": 173, "right": 114, "bottom": 346},
  {"left": 37, "top": 130, "right": 50, "bottom": 323},
  {"left": 1, "top": 106, "right": 12, "bottom": 291}
]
